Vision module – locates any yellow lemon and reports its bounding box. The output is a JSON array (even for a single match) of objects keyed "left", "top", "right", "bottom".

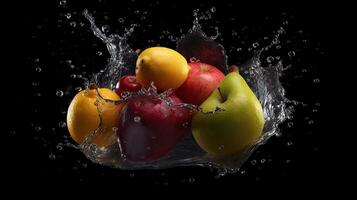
[
  {"left": 67, "top": 87, "right": 123, "bottom": 147},
  {"left": 136, "top": 47, "right": 189, "bottom": 91}
]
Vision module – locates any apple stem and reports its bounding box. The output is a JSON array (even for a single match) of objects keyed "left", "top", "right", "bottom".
[{"left": 218, "top": 87, "right": 226, "bottom": 102}]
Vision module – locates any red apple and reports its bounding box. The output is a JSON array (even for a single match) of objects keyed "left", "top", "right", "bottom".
[
  {"left": 117, "top": 94, "right": 191, "bottom": 162},
  {"left": 175, "top": 62, "right": 225, "bottom": 105},
  {"left": 115, "top": 75, "right": 142, "bottom": 96}
]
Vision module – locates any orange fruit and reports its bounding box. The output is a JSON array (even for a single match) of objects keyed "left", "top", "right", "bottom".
[
  {"left": 135, "top": 47, "right": 189, "bottom": 91},
  {"left": 67, "top": 87, "right": 123, "bottom": 147}
]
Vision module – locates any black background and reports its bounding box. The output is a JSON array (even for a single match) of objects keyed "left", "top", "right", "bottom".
[{"left": 7, "top": 0, "right": 324, "bottom": 188}]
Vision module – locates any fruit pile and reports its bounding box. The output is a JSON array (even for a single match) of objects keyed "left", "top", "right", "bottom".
[{"left": 67, "top": 46, "right": 265, "bottom": 163}]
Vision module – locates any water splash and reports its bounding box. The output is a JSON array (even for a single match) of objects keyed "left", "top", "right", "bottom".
[
  {"left": 73, "top": 9, "right": 292, "bottom": 172},
  {"left": 83, "top": 9, "right": 137, "bottom": 89}
]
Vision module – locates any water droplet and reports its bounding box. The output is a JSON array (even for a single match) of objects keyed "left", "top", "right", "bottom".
[
  {"left": 251, "top": 159, "right": 257, "bottom": 165},
  {"left": 287, "top": 122, "right": 293, "bottom": 128},
  {"left": 35, "top": 67, "right": 42, "bottom": 72},
  {"left": 248, "top": 47, "right": 252, "bottom": 52},
  {"left": 118, "top": 18, "right": 124, "bottom": 23},
  {"left": 210, "top": 7, "right": 216, "bottom": 12},
  {"left": 59, "top": 0, "right": 66, "bottom": 6},
  {"left": 101, "top": 25, "right": 110, "bottom": 33},
  {"left": 288, "top": 51, "right": 295, "bottom": 57},
  {"left": 70, "top": 74, "right": 76, "bottom": 79},
  {"left": 312, "top": 109, "right": 318, "bottom": 113},
  {"left": 96, "top": 51, "right": 103, "bottom": 56},
  {"left": 272, "top": 38, "right": 278, "bottom": 44},
  {"left": 301, "top": 69, "right": 307, "bottom": 73},
  {"left": 252, "top": 42, "right": 259, "bottom": 48},
  {"left": 182, "top": 122, "right": 189, "bottom": 128},
  {"left": 283, "top": 20, "right": 289, "bottom": 25},
  {"left": 70, "top": 21, "right": 76, "bottom": 27},
  {"left": 32, "top": 82, "right": 39, "bottom": 86},
  {"left": 134, "top": 10, "right": 140, "bottom": 14},
  {"left": 65, "top": 13, "right": 71, "bottom": 19},
  {"left": 315, "top": 102, "right": 320, "bottom": 107},
  {"left": 56, "top": 144, "right": 63, "bottom": 151},
  {"left": 276, "top": 45, "right": 281, "bottom": 49},
  {"left": 286, "top": 141, "right": 293, "bottom": 146},
  {"left": 313, "top": 78, "right": 320, "bottom": 83},
  {"left": 75, "top": 86, "right": 82, "bottom": 91},
  {"left": 58, "top": 121, "right": 66, "bottom": 128},
  {"left": 168, "top": 35, "right": 176, "bottom": 42},
  {"left": 189, "top": 57, "right": 200, "bottom": 62},
  {"left": 277, "top": 27, "right": 285, "bottom": 34},
  {"left": 35, "top": 126, "right": 42, "bottom": 131},
  {"left": 260, "top": 159, "right": 266, "bottom": 163},
  {"left": 236, "top": 47, "right": 242, "bottom": 52},
  {"left": 188, "top": 177, "right": 195, "bottom": 183},
  {"left": 232, "top": 31, "right": 238, "bottom": 36},
  {"left": 162, "top": 30, "right": 169, "bottom": 35},
  {"left": 56, "top": 90, "right": 64, "bottom": 97},
  {"left": 49, "top": 153, "right": 56, "bottom": 160},
  {"left": 240, "top": 170, "right": 246, "bottom": 175},
  {"left": 266, "top": 56, "right": 274, "bottom": 63},
  {"left": 70, "top": 64, "right": 75, "bottom": 69},
  {"left": 286, "top": 159, "right": 291, "bottom": 163},
  {"left": 134, "top": 116, "right": 141, "bottom": 123},
  {"left": 308, "top": 120, "right": 314, "bottom": 125}
]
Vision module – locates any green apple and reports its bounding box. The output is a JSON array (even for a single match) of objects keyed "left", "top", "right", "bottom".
[{"left": 192, "top": 71, "right": 265, "bottom": 156}]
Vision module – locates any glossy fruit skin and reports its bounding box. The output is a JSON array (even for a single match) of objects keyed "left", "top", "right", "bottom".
[
  {"left": 118, "top": 94, "right": 191, "bottom": 162},
  {"left": 67, "top": 88, "right": 123, "bottom": 147},
  {"left": 115, "top": 75, "right": 142, "bottom": 96},
  {"left": 135, "top": 47, "right": 189, "bottom": 92},
  {"left": 192, "top": 72, "right": 265, "bottom": 156},
  {"left": 175, "top": 62, "right": 225, "bottom": 105}
]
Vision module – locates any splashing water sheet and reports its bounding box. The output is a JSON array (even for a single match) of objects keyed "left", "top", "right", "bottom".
[{"left": 17, "top": 1, "right": 323, "bottom": 184}]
